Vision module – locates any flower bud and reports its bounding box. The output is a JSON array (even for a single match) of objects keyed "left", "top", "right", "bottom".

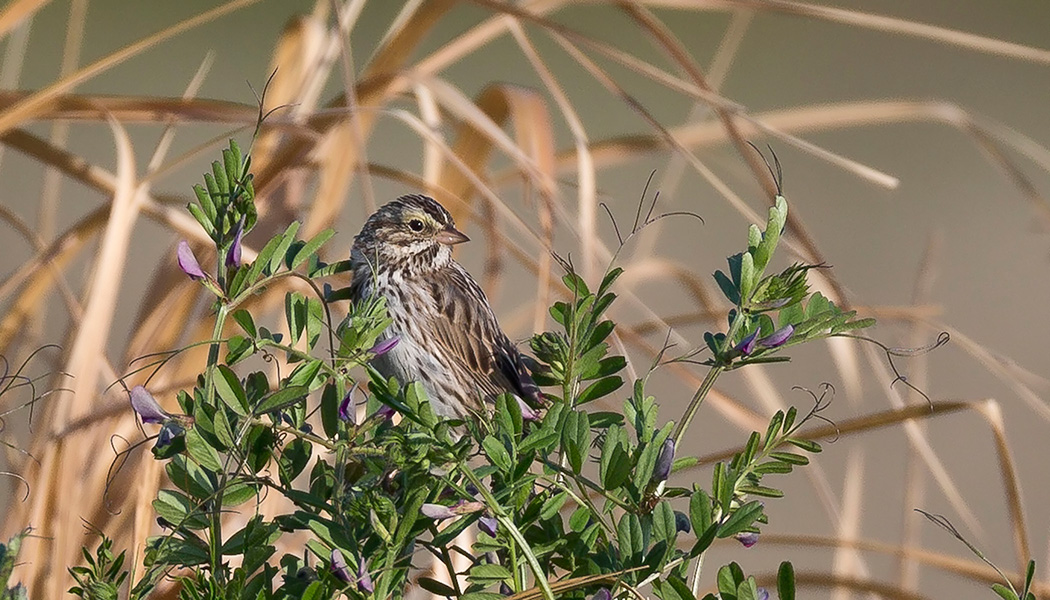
[
  {"left": 478, "top": 515, "right": 498, "bottom": 537},
  {"left": 758, "top": 325, "right": 794, "bottom": 349},
  {"left": 130, "top": 386, "right": 169, "bottom": 424},
  {"left": 591, "top": 588, "right": 611, "bottom": 600},
  {"left": 330, "top": 548, "right": 352, "bottom": 583},
  {"left": 338, "top": 388, "right": 355, "bottom": 423},
  {"left": 225, "top": 219, "right": 244, "bottom": 267},
  {"left": 176, "top": 241, "right": 207, "bottom": 280},
  {"left": 369, "top": 336, "right": 399, "bottom": 357},
  {"left": 652, "top": 438, "right": 675, "bottom": 483},
  {"left": 674, "top": 511, "right": 691, "bottom": 534},
  {"left": 734, "top": 331, "right": 758, "bottom": 357},
  {"left": 734, "top": 531, "right": 759, "bottom": 548},
  {"left": 421, "top": 503, "right": 457, "bottom": 520},
  {"left": 357, "top": 560, "right": 374, "bottom": 593}
]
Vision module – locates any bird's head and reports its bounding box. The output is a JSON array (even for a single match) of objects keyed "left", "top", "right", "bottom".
[{"left": 353, "top": 195, "right": 469, "bottom": 269}]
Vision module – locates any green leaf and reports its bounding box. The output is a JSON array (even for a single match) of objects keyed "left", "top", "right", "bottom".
[
  {"left": 785, "top": 438, "right": 822, "bottom": 453},
  {"left": 577, "top": 376, "right": 623, "bottom": 405},
  {"left": 562, "top": 411, "right": 589, "bottom": 474},
  {"left": 652, "top": 500, "right": 676, "bottom": 546},
  {"left": 777, "top": 562, "right": 795, "bottom": 600},
  {"left": 737, "top": 485, "right": 784, "bottom": 498},
  {"left": 616, "top": 512, "right": 643, "bottom": 564},
  {"left": 254, "top": 385, "right": 309, "bottom": 415},
  {"left": 419, "top": 578, "right": 457, "bottom": 597},
  {"left": 213, "top": 365, "right": 248, "bottom": 417},
  {"left": 483, "top": 436, "right": 513, "bottom": 472},
  {"left": 290, "top": 229, "right": 334, "bottom": 269},
  {"left": 718, "top": 501, "right": 764, "bottom": 538},
  {"left": 519, "top": 426, "right": 559, "bottom": 454},
  {"left": 185, "top": 427, "right": 222, "bottom": 472},
  {"left": 222, "top": 480, "right": 258, "bottom": 507},
  {"left": 599, "top": 424, "right": 632, "bottom": 490},
  {"left": 770, "top": 451, "right": 809, "bottom": 465},
  {"left": 153, "top": 490, "right": 208, "bottom": 530},
  {"left": 713, "top": 270, "right": 740, "bottom": 305},
  {"left": 539, "top": 491, "right": 568, "bottom": 521},
  {"left": 268, "top": 222, "right": 300, "bottom": 274},
  {"left": 690, "top": 489, "right": 713, "bottom": 533},
  {"left": 736, "top": 577, "right": 760, "bottom": 600},
  {"left": 991, "top": 584, "right": 1019, "bottom": 600},
  {"left": 739, "top": 251, "right": 755, "bottom": 302},
  {"left": 468, "top": 564, "right": 512, "bottom": 583}
]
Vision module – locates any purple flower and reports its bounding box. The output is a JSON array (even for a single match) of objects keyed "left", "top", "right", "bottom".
[
  {"left": 758, "top": 325, "right": 794, "bottom": 349},
  {"left": 225, "top": 219, "right": 244, "bottom": 268},
  {"left": 591, "top": 588, "right": 611, "bottom": 600},
  {"left": 422, "top": 501, "right": 485, "bottom": 521},
  {"left": 338, "top": 388, "right": 355, "bottom": 423},
  {"left": 757, "top": 588, "right": 769, "bottom": 600},
  {"left": 652, "top": 438, "right": 675, "bottom": 483},
  {"left": 176, "top": 241, "right": 207, "bottom": 280},
  {"left": 368, "top": 336, "right": 399, "bottom": 357},
  {"left": 357, "top": 559, "right": 374, "bottom": 593},
  {"left": 376, "top": 404, "right": 396, "bottom": 420},
  {"left": 155, "top": 422, "right": 183, "bottom": 449},
  {"left": 674, "top": 511, "right": 691, "bottom": 534},
  {"left": 516, "top": 397, "right": 541, "bottom": 421},
  {"left": 734, "top": 531, "right": 759, "bottom": 548},
  {"left": 734, "top": 330, "right": 758, "bottom": 357},
  {"left": 330, "top": 548, "right": 351, "bottom": 583},
  {"left": 421, "top": 503, "right": 457, "bottom": 520},
  {"left": 130, "top": 386, "right": 169, "bottom": 424},
  {"left": 500, "top": 582, "right": 513, "bottom": 596},
  {"left": 478, "top": 515, "right": 498, "bottom": 536}
]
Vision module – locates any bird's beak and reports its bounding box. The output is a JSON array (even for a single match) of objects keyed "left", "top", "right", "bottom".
[{"left": 435, "top": 225, "right": 470, "bottom": 246}]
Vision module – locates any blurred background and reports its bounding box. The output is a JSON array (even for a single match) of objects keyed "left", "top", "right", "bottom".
[{"left": 1, "top": 0, "right": 1049, "bottom": 598}]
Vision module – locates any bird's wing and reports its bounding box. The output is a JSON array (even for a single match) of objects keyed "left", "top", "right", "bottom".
[{"left": 425, "top": 265, "right": 541, "bottom": 405}]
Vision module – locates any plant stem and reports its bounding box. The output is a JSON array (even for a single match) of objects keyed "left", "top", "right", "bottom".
[{"left": 205, "top": 304, "right": 229, "bottom": 584}]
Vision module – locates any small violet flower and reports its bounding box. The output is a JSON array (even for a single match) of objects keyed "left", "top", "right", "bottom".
[
  {"left": 591, "top": 588, "right": 612, "bottom": 600},
  {"left": 330, "top": 548, "right": 352, "bottom": 583},
  {"left": 734, "top": 330, "right": 759, "bottom": 357},
  {"left": 357, "top": 560, "right": 374, "bottom": 593},
  {"left": 758, "top": 324, "right": 794, "bottom": 349},
  {"left": 652, "top": 438, "right": 675, "bottom": 483},
  {"left": 478, "top": 514, "right": 499, "bottom": 537},
  {"left": 225, "top": 219, "right": 244, "bottom": 268},
  {"left": 421, "top": 503, "right": 457, "bottom": 520},
  {"left": 674, "top": 510, "right": 691, "bottom": 534},
  {"left": 500, "top": 582, "right": 513, "bottom": 596},
  {"left": 422, "top": 501, "right": 485, "bottom": 521},
  {"left": 338, "top": 388, "right": 355, "bottom": 423},
  {"left": 517, "top": 397, "right": 541, "bottom": 422},
  {"left": 734, "top": 531, "right": 760, "bottom": 548},
  {"left": 155, "top": 422, "right": 183, "bottom": 449},
  {"left": 757, "top": 588, "right": 769, "bottom": 600},
  {"left": 376, "top": 404, "right": 396, "bottom": 420},
  {"left": 368, "top": 336, "right": 399, "bottom": 357},
  {"left": 130, "top": 385, "right": 169, "bottom": 425},
  {"left": 176, "top": 241, "right": 207, "bottom": 281}
]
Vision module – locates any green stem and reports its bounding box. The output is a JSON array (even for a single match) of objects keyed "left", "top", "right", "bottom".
[
  {"left": 671, "top": 310, "right": 749, "bottom": 451},
  {"left": 461, "top": 468, "right": 555, "bottom": 600},
  {"left": 205, "top": 304, "right": 229, "bottom": 584}
]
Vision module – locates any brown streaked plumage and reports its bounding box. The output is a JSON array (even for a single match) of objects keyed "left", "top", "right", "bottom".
[{"left": 349, "top": 195, "right": 542, "bottom": 418}]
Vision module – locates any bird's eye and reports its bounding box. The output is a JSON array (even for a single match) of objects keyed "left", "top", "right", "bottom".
[{"left": 408, "top": 219, "right": 425, "bottom": 232}]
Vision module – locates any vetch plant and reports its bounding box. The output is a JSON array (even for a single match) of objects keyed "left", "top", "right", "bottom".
[{"left": 69, "top": 140, "right": 978, "bottom": 600}]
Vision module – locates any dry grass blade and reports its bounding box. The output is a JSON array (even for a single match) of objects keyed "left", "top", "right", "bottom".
[
  {"left": 0, "top": 0, "right": 258, "bottom": 137},
  {"left": 650, "top": 0, "right": 1050, "bottom": 63},
  {"left": 0, "top": 0, "right": 49, "bottom": 40},
  {"left": 976, "top": 400, "right": 1031, "bottom": 571}
]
